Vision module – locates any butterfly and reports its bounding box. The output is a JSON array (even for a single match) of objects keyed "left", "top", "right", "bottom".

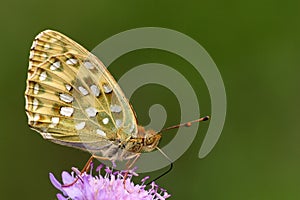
[
  {"left": 25, "top": 30, "right": 209, "bottom": 170},
  {"left": 25, "top": 29, "right": 164, "bottom": 163}
]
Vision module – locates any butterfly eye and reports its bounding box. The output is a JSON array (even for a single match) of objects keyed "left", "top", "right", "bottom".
[{"left": 146, "top": 137, "right": 154, "bottom": 145}]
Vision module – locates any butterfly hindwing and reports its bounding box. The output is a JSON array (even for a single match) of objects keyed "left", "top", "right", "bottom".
[{"left": 25, "top": 30, "right": 138, "bottom": 153}]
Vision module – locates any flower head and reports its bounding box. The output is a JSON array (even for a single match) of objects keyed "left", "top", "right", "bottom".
[{"left": 49, "top": 164, "right": 171, "bottom": 200}]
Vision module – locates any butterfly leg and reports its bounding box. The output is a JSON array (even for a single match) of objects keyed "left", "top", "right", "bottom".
[
  {"left": 123, "top": 153, "right": 141, "bottom": 187},
  {"left": 62, "top": 155, "right": 110, "bottom": 187}
]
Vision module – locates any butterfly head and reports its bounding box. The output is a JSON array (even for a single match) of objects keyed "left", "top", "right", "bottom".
[
  {"left": 141, "top": 129, "right": 161, "bottom": 152},
  {"left": 126, "top": 126, "right": 161, "bottom": 153},
  {"left": 137, "top": 126, "right": 161, "bottom": 152}
]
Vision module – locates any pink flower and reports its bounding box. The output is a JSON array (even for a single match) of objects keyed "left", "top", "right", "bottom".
[{"left": 49, "top": 164, "right": 171, "bottom": 200}]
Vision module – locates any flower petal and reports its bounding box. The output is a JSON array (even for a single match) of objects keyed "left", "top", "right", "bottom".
[
  {"left": 61, "top": 171, "right": 74, "bottom": 185},
  {"left": 49, "top": 173, "right": 62, "bottom": 191},
  {"left": 56, "top": 193, "right": 67, "bottom": 200}
]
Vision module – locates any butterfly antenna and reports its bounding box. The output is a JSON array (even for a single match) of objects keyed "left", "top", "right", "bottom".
[
  {"left": 158, "top": 115, "right": 210, "bottom": 134},
  {"left": 146, "top": 147, "right": 173, "bottom": 184}
]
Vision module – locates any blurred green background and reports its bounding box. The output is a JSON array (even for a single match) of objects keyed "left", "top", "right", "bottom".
[{"left": 1, "top": 0, "right": 300, "bottom": 199}]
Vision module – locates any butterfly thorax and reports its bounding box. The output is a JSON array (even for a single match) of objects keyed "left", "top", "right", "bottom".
[{"left": 124, "top": 126, "right": 161, "bottom": 153}]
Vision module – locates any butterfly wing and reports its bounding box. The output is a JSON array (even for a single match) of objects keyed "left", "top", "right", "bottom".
[{"left": 25, "top": 30, "right": 138, "bottom": 154}]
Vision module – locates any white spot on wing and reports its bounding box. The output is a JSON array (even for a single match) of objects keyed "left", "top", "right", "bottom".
[
  {"left": 33, "top": 83, "right": 39, "bottom": 94},
  {"left": 41, "top": 132, "right": 53, "bottom": 139},
  {"left": 65, "top": 84, "right": 72, "bottom": 91},
  {"left": 50, "top": 61, "right": 61, "bottom": 70},
  {"left": 44, "top": 43, "right": 50, "bottom": 50},
  {"left": 50, "top": 38, "right": 57, "bottom": 42},
  {"left": 39, "top": 71, "right": 47, "bottom": 81},
  {"left": 85, "top": 107, "right": 98, "bottom": 117},
  {"left": 102, "top": 117, "right": 109, "bottom": 125},
  {"left": 33, "top": 114, "right": 40, "bottom": 122},
  {"left": 60, "top": 107, "right": 74, "bottom": 117},
  {"left": 28, "top": 61, "right": 33, "bottom": 70},
  {"left": 51, "top": 117, "right": 59, "bottom": 124},
  {"left": 130, "top": 123, "right": 135, "bottom": 133},
  {"left": 116, "top": 119, "right": 122, "bottom": 128},
  {"left": 75, "top": 122, "right": 86, "bottom": 130},
  {"left": 29, "top": 51, "right": 34, "bottom": 59},
  {"left": 33, "top": 98, "right": 38, "bottom": 111},
  {"left": 59, "top": 93, "right": 74, "bottom": 103},
  {"left": 90, "top": 85, "right": 100, "bottom": 97},
  {"left": 83, "top": 61, "right": 94, "bottom": 69},
  {"left": 78, "top": 86, "right": 88, "bottom": 96},
  {"left": 110, "top": 104, "right": 122, "bottom": 113},
  {"left": 25, "top": 96, "right": 29, "bottom": 109},
  {"left": 96, "top": 129, "right": 106, "bottom": 137},
  {"left": 50, "top": 117, "right": 60, "bottom": 127},
  {"left": 103, "top": 84, "right": 112, "bottom": 93},
  {"left": 66, "top": 58, "right": 78, "bottom": 65}
]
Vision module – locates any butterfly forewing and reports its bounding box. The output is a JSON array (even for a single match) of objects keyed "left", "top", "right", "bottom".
[{"left": 25, "top": 30, "right": 138, "bottom": 156}]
